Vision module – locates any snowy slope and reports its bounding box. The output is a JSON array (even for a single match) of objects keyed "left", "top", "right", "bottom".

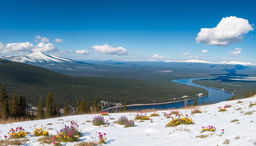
[
  {"left": 2, "top": 52, "right": 72, "bottom": 64},
  {"left": 1, "top": 96, "right": 256, "bottom": 146}
]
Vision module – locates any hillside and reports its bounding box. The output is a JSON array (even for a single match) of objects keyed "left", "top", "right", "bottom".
[
  {"left": 0, "top": 95, "right": 256, "bottom": 145},
  {"left": 0, "top": 59, "right": 206, "bottom": 105}
]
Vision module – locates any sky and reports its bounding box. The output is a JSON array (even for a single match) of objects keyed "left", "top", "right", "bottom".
[{"left": 0, "top": 0, "right": 255, "bottom": 64}]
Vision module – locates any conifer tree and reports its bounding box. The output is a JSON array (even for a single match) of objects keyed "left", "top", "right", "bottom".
[
  {"left": 18, "top": 96, "right": 27, "bottom": 118},
  {"left": 77, "top": 100, "right": 88, "bottom": 114},
  {"left": 45, "top": 92, "right": 53, "bottom": 118},
  {"left": 10, "top": 93, "right": 18, "bottom": 118},
  {"left": 0, "top": 85, "right": 9, "bottom": 120},
  {"left": 37, "top": 97, "right": 44, "bottom": 119},
  {"left": 64, "top": 104, "right": 70, "bottom": 116}
]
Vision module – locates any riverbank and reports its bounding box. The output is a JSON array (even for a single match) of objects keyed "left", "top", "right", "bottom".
[{"left": 102, "top": 78, "right": 233, "bottom": 112}]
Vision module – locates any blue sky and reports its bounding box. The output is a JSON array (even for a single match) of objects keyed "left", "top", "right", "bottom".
[{"left": 0, "top": 0, "right": 255, "bottom": 64}]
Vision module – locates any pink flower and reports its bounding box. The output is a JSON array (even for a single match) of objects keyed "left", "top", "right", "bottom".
[{"left": 52, "top": 141, "right": 57, "bottom": 145}]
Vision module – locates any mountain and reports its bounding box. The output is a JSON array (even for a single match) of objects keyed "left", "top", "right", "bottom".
[
  {"left": 2, "top": 52, "right": 72, "bottom": 64},
  {"left": 0, "top": 59, "right": 205, "bottom": 105}
]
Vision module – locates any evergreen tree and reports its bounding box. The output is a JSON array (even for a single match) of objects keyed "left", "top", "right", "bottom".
[
  {"left": 45, "top": 92, "right": 53, "bottom": 118},
  {"left": 37, "top": 97, "right": 44, "bottom": 119},
  {"left": 18, "top": 96, "right": 27, "bottom": 118},
  {"left": 77, "top": 100, "right": 88, "bottom": 114},
  {"left": 9, "top": 93, "right": 18, "bottom": 118},
  {"left": 64, "top": 104, "right": 70, "bottom": 116},
  {"left": 0, "top": 85, "right": 9, "bottom": 120}
]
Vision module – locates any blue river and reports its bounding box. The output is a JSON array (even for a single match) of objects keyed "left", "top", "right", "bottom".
[{"left": 103, "top": 78, "right": 234, "bottom": 112}]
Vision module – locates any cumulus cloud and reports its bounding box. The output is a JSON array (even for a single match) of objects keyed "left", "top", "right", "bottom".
[
  {"left": 201, "top": 49, "right": 208, "bottom": 53},
  {"left": 196, "top": 16, "right": 253, "bottom": 46},
  {"left": 32, "top": 42, "right": 55, "bottom": 52},
  {"left": 92, "top": 44, "right": 128, "bottom": 55},
  {"left": 152, "top": 54, "right": 164, "bottom": 59},
  {"left": 229, "top": 48, "right": 242, "bottom": 55},
  {"left": 4, "top": 42, "right": 33, "bottom": 53},
  {"left": 75, "top": 49, "right": 89, "bottom": 55},
  {"left": 55, "top": 38, "right": 63, "bottom": 43},
  {"left": 35, "top": 35, "right": 49, "bottom": 43}
]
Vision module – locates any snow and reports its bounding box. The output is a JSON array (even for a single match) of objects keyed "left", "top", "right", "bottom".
[
  {"left": 1, "top": 96, "right": 256, "bottom": 146},
  {"left": 2, "top": 52, "right": 72, "bottom": 64}
]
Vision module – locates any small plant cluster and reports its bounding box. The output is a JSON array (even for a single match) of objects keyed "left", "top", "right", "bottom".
[
  {"left": 224, "top": 105, "right": 232, "bottom": 108},
  {"left": 98, "top": 132, "right": 107, "bottom": 144},
  {"left": 92, "top": 116, "right": 108, "bottom": 126},
  {"left": 170, "top": 111, "right": 180, "bottom": 116},
  {"left": 117, "top": 116, "right": 135, "bottom": 127},
  {"left": 201, "top": 125, "right": 216, "bottom": 132},
  {"left": 33, "top": 128, "right": 49, "bottom": 137},
  {"left": 218, "top": 108, "right": 227, "bottom": 112},
  {"left": 52, "top": 121, "right": 81, "bottom": 143},
  {"left": 100, "top": 111, "right": 109, "bottom": 116},
  {"left": 191, "top": 109, "right": 202, "bottom": 114},
  {"left": 150, "top": 112, "right": 160, "bottom": 117},
  {"left": 249, "top": 102, "right": 256, "bottom": 107},
  {"left": 135, "top": 113, "right": 150, "bottom": 120},
  {"left": 8, "top": 127, "right": 26, "bottom": 139},
  {"left": 166, "top": 115, "right": 193, "bottom": 127}
]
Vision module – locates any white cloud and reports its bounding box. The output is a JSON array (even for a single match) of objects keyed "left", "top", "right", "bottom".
[
  {"left": 201, "top": 49, "right": 208, "bottom": 53},
  {"left": 4, "top": 42, "right": 33, "bottom": 53},
  {"left": 196, "top": 16, "right": 253, "bottom": 46},
  {"left": 181, "top": 52, "right": 190, "bottom": 56},
  {"left": 75, "top": 49, "right": 89, "bottom": 55},
  {"left": 229, "top": 48, "right": 242, "bottom": 55},
  {"left": 152, "top": 54, "right": 164, "bottom": 59},
  {"left": 92, "top": 44, "right": 128, "bottom": 55},
  {"left": 35, "top": 35, "right": 49, "bottom": 43},
  {"left": 0, "top": 42, "right": 4, "bottom": 49},
  {"left": 55, "top": 38, "right": 63, "bottom": 43},
  {"left": 32, "top": 42, "right": 55, "bottom": 52}
]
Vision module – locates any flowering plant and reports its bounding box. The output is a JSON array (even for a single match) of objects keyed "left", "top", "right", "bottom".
[
  {"left": 191, "top": 109, "right": 202, "bottom": 114},
  {"left": 166, "top": 115, "right": 193, "bottom": 127},
  {"left": 201, "top": 125, "right": 216, "bottom": 132},
  {"left": 98, "top": 132, "right": 107, "bottom": 144},
  {"left": 170, "top": 111, "right": 180, "bottom": 116},
  {"left": 33, "top": 128, "right": 49, "bottom": 136},
  {"left": 135, "top": 113, "right": 150, "bottom": 120},
  {"left": 100, "top": 111, "right": 109, "bottom": 116},
  {"left": 52, "top": 121, "right": 81, "bottom": 143},
  {"left": 92, "top": 116, "right": 108, "bottom": 126},
  {"left": 117, "top": 116, "right": 135, "bottom": 127},
  {"left": 150, "top": 113, "right": 160, "bottom": 117},
  {"left": 8, "top": 127, "right": 26, "bottom": 139}
]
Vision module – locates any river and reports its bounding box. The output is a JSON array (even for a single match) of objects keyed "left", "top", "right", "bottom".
[{"left": 102, "top": 78, "right": 234, "bottom": 112}]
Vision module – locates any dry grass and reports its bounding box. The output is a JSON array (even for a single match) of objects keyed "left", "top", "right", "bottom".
[
  {"left": 75, "top": 141, "right": 98, "bottom": 146},
  {"left": 195, "top": 134, "right": 209, "bottom": 138},
  {"left": 0, "top": 138, "right": 29, "bottom": 146},
  {"left": 38, "top": 136, "right": 53, "bottom": 144},
  {"left": 237, "top": 101, "right": 243, "bottom": 104},
  {"left": 244, "top": 111, "right": 254, "bottom": 115},
  {"left": 223, "top": 139, "right": 230, "bottom": 144},
  {"left": 219, "top": 108, "right": 227, "bottom": 112},
  {"left": 230, "top": 119, "right": 239, "bottom": 123},
  {"left": 0, "top": 118, "right": 33, "bottom": 124}
]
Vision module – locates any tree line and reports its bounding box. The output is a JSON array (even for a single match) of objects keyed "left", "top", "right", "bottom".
[{"left": 0, "top": 85, "right": 102, "bottom": 121}]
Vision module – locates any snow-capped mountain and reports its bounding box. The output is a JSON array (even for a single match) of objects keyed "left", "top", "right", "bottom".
[{"left": 2, "top": 52, "right": 72, "bottom": 64}]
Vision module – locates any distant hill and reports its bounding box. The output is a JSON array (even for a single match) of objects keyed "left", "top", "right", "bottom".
[
  {"left": 2, "top": 51, "right": 72, "bottom": 64},
  {"left": 0, "top": 59, "right": 206, "bottom": 105}
]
